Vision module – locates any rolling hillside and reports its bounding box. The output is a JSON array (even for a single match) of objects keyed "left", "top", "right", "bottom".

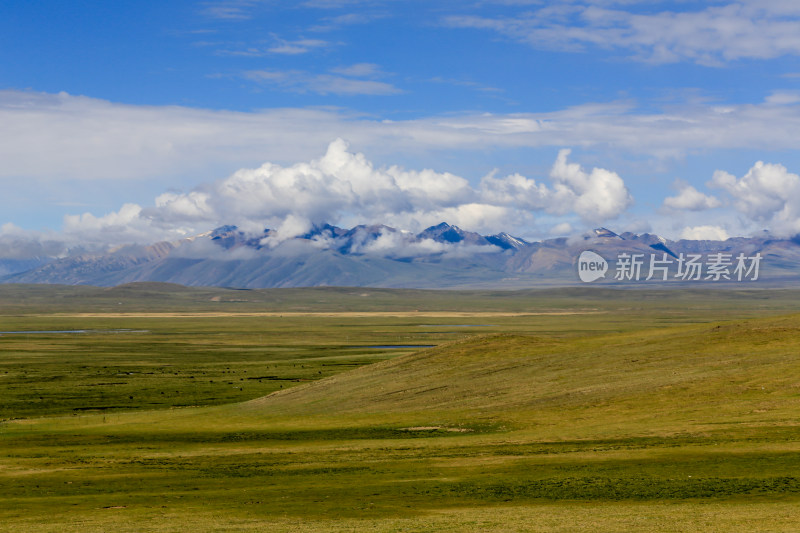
[
  {"left": 243, "top": 315, "right": 800, "bottom": 438},
  {"left": 4, "top": 295, "right": 800, "bottom": 531}
]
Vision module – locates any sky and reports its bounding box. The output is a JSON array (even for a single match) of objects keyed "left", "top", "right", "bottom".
[{"left": 3, "top": 0, "right": 800, "bottom": 258}]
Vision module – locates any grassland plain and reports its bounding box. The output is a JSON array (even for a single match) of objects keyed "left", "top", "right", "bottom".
[{"left": 2, "top": 284, "right": 800, "bottom": 531}]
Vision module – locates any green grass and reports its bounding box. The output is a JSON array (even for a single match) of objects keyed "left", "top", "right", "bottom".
[
  {"left": 0, "top": 316, "right": 408, "bottom": 419},
  {"left": 2, "top": 284, "right": 800, "bottom": 531}
]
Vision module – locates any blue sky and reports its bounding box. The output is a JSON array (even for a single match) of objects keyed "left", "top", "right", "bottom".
[{"left": 3, "top": 0, "right": 800, "bottom": 256}]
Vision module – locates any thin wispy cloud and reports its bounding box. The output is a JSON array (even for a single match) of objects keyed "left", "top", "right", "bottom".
[
  {"left": 6, "top": 89, "right": 800, "bottom": 183},
  {"left": 445, "top": 1, "right": 800, "bottom": 65},
  {"left": 201, "top": 1, "right": 258, "bottom": 20},
  {"left": 427, "top": 76, "right": 506, "bottom": 96},
  {"left": 216, "top": 38, "right": 332, "bottom": 57},
  {"left": 301, "top": 0, "right": 374, "bottom": 8},
  {"left": 329, "top": 63, "right": 384, "bottom": 77},
  {"left": 202, "top": 0, "right": 376, "bottom": 21},
  {"left": 243, "top": 69, "right": 401, "bottom": 95},
  {"left": 268, "top": 38, "right": 331, "bottom": 55},
  {"left": 309, "top": 12, "right": 387, "bottom": 32}
]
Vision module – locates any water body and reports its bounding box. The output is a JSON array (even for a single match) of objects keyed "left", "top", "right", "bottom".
[
  {"left": 0, "top": 330, "right": 88, "bottom": 334},
  {"left": 354, "top": 345, "right": 435, "bottom": 349},
  {"left": 0, "top": 329, "right": 148, "bottom": 335},
  {"left": 417, "top": 324, "right": 494, "bottom": 327}
]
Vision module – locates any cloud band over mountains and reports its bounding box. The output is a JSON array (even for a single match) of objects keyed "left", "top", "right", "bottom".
[
  {"left": 39, "top": 139, "right": 634, "bottom": 250},
  {"left": 3, "top": 133, "right": 800, "bottom": 260}
]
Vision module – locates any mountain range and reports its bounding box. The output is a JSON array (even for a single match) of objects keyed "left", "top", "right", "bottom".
[{"left": 2, "top": 223, "right": 800, "bottom": 288}]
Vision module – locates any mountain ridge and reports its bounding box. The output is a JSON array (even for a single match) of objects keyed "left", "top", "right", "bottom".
[{"left": 2, "top": 222, "right": 799, "bottom": 288}]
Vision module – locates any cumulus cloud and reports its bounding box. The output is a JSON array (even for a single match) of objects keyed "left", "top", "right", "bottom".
[
  {"left": 345, "top": 226, "right": 503, "bottom": 259},
  {"left": 479, "top": 149, "right": 632, "bottom": 224},
  {"left": 7, "top": 140, "right": 635, "bottom": 256},
  {"left": 479, "top": 172, "right": 551, "bottom": 210},
  {"left": 344, "top": 228, "right": 447, "bottom": 258},
  {"left": 386, "top": 204, "right": 515, "bottom": 235},
  {"left": 662, "top": 181, "right": 722, "bottom": 211},
  {"left": 0, "top": 224, "right": 68, "bottom": 259},
  {"left": 680, "top": 225, "right": 730, "bottom": 241},
  {"left": 150, "top": 191, "right": 215, "bottom": 223},
  {"left": 171, "top": 141, "right": 630, "bottom": 235},
  {"left": 549, "top": 149, "right": 633, "bottom": 222},
  {"left": 550, "top": 222, "right": 573, "bottom": 236},
  {"left": 710, "top": 160, "right": 800, "bottom": 236},
  {"left": 193, "top": 138, "right": 474, "bottom": 234},
  {"left": 62, "top": 204, "right": 184, "bottom": 244},
  {"left": 260, "top": 214, "right": 315, "bottom": 248}
]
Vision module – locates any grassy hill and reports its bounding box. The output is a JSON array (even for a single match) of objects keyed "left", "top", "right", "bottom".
[
  {"left": 3, "top": 287, "right": 800, "bottom": 531},
  {"left": 241, "top": 315, "right": 800, "bottom": 439}
]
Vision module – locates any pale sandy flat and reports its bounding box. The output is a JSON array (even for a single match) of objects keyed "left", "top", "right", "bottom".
[{"left": 50, "top": 311, "right": 600, "bottom": 318}]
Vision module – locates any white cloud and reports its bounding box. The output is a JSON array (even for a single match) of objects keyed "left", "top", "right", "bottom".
[
  {"left": 267, "top": 38, "right": 330, "bottom": 55},
  {"left": 662, "top": 182, "right": 721, "bottom": 211},
  {"left": 445, "top": 1, "right": 800, "bottom": 65},
  {"left": 309, "top": 13, "right": 378, "bottom": 32},
  {"left": 164, "top": 139, "right": 531, "bottom": 234},
  {"left": 680, "top": 225, "right": 730, "bottom": 241},
  {"left": 765, "top": 90, "right": 800, "bottom": 105},
  {"left": 6, "top": 89, "right": 800, "bottom": 185},
  {"left": 63, "top": 204, "right": 145, "bottom": 235},
  {"left": 353, "top": 228, "right": 502, "bottom": 259},
  {"left": 0, "top": 224, "right": 68, "bottom": 259},
  {"left": 243, "top": 70, "right": 401, "bottom": 95},
  {"left": 479, "top": 149, "right": 632, "bottom": 223},
  {"left": 348, "top": 229, "right": 449, "bottom": 257},
  {"left": 201, "top": 2, "right": 254, "bottom": 20},
  {"left": 5, "top": 140, "right": 635, "bottom": 254},
  {"left": 13, "top": 134, "right": 800, "bottom": 253},
  {"left": 0, "top": 203, "right": 190, "bottom": 258},
  {"left": 710, "top": 160, "right": 800, "bottom": 236},
  {"left": 217, "top": 38, "right": 331, "bottom": 57},
  {"left": 387, "top": 166, "right": 475, "bottom": 210},
  {"left": 549, "top": 149, "right": 633, "bottom": 222},
  {"left": 479, "top": 171, "right": 551, "bottom": 210},
  {"left": 306, "top": 75, "right": 402, "bottom": 95},
  {"left": 62, "top": 203, "right": 189, "bottom": 246},
  {"left": 550, "top": 222, "right": 573, "bottom": 236},
  {"left": 260, "top": 214, "right": 314, "bottom": 247},
  {"left": 151, "top": 191, "right": 215, "bottom": 222},
  {"left": 329, "top": 63, "right": 383, "bottom": 77},
  {"left": 408, "top": 204, "right": 514, "bottom": 235}
]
